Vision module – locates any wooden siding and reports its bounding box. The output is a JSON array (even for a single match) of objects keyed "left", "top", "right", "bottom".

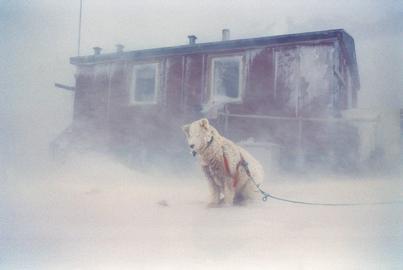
[{"left": 70, "top": 35, "right": 360, "bottom": 169}]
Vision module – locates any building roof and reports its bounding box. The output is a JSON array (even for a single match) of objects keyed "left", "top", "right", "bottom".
[{"left": 70, "top": 29, "right": 359, "bottom": 89}]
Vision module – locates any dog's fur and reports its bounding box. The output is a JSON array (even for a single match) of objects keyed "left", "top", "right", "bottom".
[{"left": 182, "top": 118, "right": 264, "bottom": 207}]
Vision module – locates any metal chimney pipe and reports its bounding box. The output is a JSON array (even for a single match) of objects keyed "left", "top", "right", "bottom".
[
  {"left": 93, "top": 47, "right": 102, "bottom": 55},
  {"left": 188, "top": 35, "right": 197, "bottom": 45},
  {"left": 116, "top": 44, "right": 124, "bottom": 53},
  {"left": 222, "top": 29, "right": 230, "bottom": 41}
]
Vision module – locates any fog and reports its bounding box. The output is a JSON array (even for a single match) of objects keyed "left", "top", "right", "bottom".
[
  {"left": 1, "top": 0, "right": 402, "bottom": 170},
  {"left": 0, "top": 0, "right": 402, "bottom": 269}
]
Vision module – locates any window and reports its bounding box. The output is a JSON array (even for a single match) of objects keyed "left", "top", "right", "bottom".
[
  {"left": 130, "top": 63, "right": 159, "bottom": 104},
  {"left": 211, "top": 56, "right": 243, "bottom": 102}
]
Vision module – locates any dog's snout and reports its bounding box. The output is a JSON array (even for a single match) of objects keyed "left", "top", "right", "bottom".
[{"left": 189, "top": 144, "right": 195, "bottom": 149}]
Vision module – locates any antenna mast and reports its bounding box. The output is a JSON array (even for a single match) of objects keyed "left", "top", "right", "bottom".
[{"left": 77, "top": 0, "right": 83, "bottom": 56}]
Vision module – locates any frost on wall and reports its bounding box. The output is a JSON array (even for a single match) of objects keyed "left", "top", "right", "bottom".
[
  {"left": 274, "top": 47, "right": 299, "bottom": 116},
  {"left": 274, "top": 44, "right": 336, "bottom": 117},
  {"left": 299, "top": 45, "right": 335, "bottom": 116}
]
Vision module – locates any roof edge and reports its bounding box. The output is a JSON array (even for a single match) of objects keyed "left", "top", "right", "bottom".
[{"left": 70, "top": 29, "right": 348, "bottom": 66}]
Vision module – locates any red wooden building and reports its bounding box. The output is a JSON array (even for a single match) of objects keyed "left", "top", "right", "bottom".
[{"left": 54, "top": 29, "right": 361, "bottom": 170}]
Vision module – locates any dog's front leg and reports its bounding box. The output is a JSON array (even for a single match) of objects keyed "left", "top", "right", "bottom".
[
  {"left": 202, "top": 166, "right": 221, "bottom": 207},
  {"left": 223, "top": 178, "right": 235, "bottom": 206}
]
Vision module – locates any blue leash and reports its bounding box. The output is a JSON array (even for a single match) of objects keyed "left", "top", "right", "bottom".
[{"left": 241, "top": 160, "right": 403, "bottom": 206}]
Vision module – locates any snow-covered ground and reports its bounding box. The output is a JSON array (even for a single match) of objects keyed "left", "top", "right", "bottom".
[{"left": 1, "top": 154, "right": 402, "bottom": 270}]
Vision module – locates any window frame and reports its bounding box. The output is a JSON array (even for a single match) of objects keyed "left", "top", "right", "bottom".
[
  {"left": 129, "top": 62, "right": 160, "bottom": 105},
  {"left": 209, "top": 54, "right": 245, "bottom": 103}
]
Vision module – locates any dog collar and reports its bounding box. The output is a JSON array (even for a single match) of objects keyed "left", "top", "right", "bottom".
[
  {"left": 197, "top": 136, "right": 214, "bottom": 156},
  {"left": 206, "top": 136, "right": 214, "bottom": 149}
]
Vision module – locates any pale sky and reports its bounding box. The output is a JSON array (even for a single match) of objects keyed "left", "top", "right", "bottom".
[{"left": 0, "top": 0, "right": 402, "bottom": 167}]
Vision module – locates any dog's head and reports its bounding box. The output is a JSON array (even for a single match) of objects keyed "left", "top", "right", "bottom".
[{"left": 182, "top": 118, "right": 215, "bottom": 156}]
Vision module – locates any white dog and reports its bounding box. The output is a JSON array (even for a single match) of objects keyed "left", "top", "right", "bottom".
[{"left": 182, "top": 118, "right": 264, "bottom": 207}]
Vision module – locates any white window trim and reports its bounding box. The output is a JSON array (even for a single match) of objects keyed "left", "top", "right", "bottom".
[
  {"left": 129, "top": 62, "right": 159, "bottom": 105},
  {"left": 210, "top": 55, "right": 244, "bottom": 103}
]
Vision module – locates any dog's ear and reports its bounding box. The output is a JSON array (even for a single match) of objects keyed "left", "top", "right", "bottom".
[
  {"left": 182, "top": 124, "right": 190, "bottom": 136},
  {"left": 199, "top": 118, "right": 209, "bottom": 129}
]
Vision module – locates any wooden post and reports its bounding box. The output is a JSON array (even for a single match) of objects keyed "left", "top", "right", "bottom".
[
  {"left": 296, "top": 117, "right": 303, "bottom": 169},
  {"left": 296, "top": 46, "right": 303, "bottom": 169},
  {"left": 224, "top": 104, "right": 229, "bottom": 136}
]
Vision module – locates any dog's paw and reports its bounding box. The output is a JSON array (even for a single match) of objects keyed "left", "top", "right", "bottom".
[
  {"left": 206, "top": 201, "right": 222, "bottom": 208},
  {"left": 206, "top": 198, "right": 226, "bottom": 208}
]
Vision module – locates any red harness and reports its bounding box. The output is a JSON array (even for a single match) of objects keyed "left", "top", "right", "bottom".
[{"left": 223, "top": 153, "right": 242, "bottom": 188}]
